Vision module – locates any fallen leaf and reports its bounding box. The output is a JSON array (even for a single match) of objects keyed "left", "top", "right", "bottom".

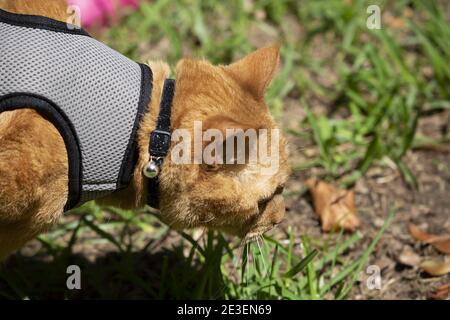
[
  {"left": 398, "top": 246, "right": 421, "bottom": 267},
  {"left": 432, "top": 242, "right": 450, "bottom": 255},
  {"left": 409, "top": 223, "right": 441, "bottom": 242},
  {"left": 408, "top": 223, "right": 450, "bottom": 254},
  {"left": 420, "top": 259, "right": 450, "bottom": 276},
  {"left": 306, "top": 179, "right": 361, "bottom": 232},
  {"left": 429, "top": 282, "right": 450, "bottom": 300}
]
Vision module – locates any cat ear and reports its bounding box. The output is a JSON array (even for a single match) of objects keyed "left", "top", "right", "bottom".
[{"left": 224, "top": 44, "right": 280, "bottom": 100}]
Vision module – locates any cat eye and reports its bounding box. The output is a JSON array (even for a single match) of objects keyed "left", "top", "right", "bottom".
[
  {"left": 274, "top": 184, "right": 285, "bottom": 195},
  {"left": 257, "top": 184, "right": 285, "bottom": 210},
  {"left": 257, "top": 197, "right": 271, "bottom": 208}
]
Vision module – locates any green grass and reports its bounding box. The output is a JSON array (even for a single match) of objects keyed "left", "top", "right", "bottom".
[
  {"left": 97, "top": 0, "right": 449, "bottom": 188},
  {"left": 1, "top": 0, "right": 449, "bottom": 299},
  {"left": 0, "top": 204, "right": 395, "bottom": 299}
]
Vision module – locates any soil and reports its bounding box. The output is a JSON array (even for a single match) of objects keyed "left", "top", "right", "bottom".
[{"left": 282, "top": 108, "right": 450, "bottom": 300}]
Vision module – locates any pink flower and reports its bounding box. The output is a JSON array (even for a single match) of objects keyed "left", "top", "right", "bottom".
[{"left": 66, "top": 0, "right": 139, "bottom": 28}]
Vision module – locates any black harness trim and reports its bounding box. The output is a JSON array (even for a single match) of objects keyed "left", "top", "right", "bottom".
[
  {"left": 0, "top": 93, "right": 82, "bottom": 210},
  {"left": 0, "top": 8, "right": 91, "bottom": 36},
  {"left": 117, "top": 64, "right": 153, "bottom": 188}
]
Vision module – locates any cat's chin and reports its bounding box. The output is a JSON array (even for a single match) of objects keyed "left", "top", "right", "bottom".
[
  {"left": 244, "top": 226, "right": 273, "bottom": 243},
  {"left": 216, "top": 224, "right": 274, "bottom": 243},
  {"left": 209, "top": 226, "right": 245, "bottom": 238}
]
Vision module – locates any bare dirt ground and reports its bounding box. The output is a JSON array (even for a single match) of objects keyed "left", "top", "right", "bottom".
[{"left": 283, "top": 107, "right": 450, "bottom": 299}]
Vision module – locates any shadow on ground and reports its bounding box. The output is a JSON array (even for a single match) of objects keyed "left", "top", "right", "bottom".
[{"left": 0, "top": 245, "right": 225, "bottom": 300}]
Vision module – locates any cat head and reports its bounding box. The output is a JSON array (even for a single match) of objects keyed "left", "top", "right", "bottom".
[{"left": 140, "top": 45, "right": 290, "bottom": 240}]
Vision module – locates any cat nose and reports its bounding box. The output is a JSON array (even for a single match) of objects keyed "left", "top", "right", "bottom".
[
  {"left": 271, "top": 214, "right": 284, "bottom": 226},
  {"left": 270, "top": 200, "right": 285, "bottom": 226},
  {"left": 260, "top": 194, "right": 286, "bottom": 228}
]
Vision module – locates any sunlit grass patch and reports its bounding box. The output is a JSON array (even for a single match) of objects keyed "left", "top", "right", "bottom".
[{"left": 0, "top": 203, "right": 394, "bottom": 300}]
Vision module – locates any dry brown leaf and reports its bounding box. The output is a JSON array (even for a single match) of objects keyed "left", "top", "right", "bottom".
[
  {"left": 420, "top": 259, "right": 450, "bottom": 276},
  {"left": 398, "top": 246, "right": 421, "bottom": 267},
  {"left": 429, "top": 282, "right": 450, "bottom": 300},
  {"left": 306, "top": 179, "right": 361, "bottom": 232},
  {"left": 408, "top": 223, "right": 450, "bottom": 254},
  {"left": 433, "top": 242, "right": 450, "bottom": 255}
]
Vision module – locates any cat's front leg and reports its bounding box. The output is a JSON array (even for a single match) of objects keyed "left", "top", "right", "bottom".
[{"left": 0, "top": 109, "right": 68, "bottom": 260}]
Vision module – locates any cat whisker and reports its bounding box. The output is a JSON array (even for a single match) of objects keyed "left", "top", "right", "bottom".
[
  {"left": 246, "top": 243, "right": 255, "bottom": 283},
  {"left": 256, "top": 236, "right": 267, "bottom": 276},
  {"left": 197, "top": 227, "right": 209, "bottom": 247},
  {"left": 243, "top": 232, "right": 261, "bottom": 245},
  {"left": 248, "top": 242, "right": 255, "bottom": 284},
  {"left": 260, "top": 235, "right": 267, "bottom": 246},
  {"left": 199, "top": 216, "right": 215, "bottom": 224},
  {"left": 245, "top": 242, "right": 250, "bottom": 284}
]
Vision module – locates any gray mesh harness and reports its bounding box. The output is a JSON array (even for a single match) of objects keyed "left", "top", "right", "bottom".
[{"left": 0, "top": 9, "right": 152, "bottom": 210}]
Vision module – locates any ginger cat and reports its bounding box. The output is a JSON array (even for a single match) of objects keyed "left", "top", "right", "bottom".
[{"left": 0, "top": 0, "right": 290, "bottom": 260}]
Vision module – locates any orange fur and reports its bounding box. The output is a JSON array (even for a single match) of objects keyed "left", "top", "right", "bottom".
[
  {"left": 0, "top": 0, "right": 290, "bottom": 260},
  {"left": 0, "top": 0, "right": 68, "bottom": 21}
]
